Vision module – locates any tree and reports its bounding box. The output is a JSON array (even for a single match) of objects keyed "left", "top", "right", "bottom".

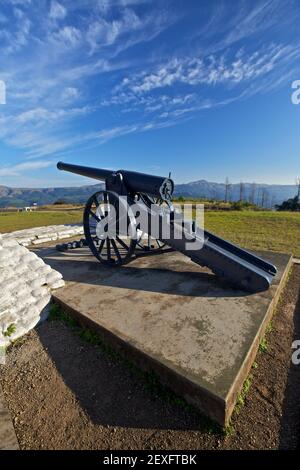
[
  {"left": 249, "top": 182, "right": 256, "bottom": 204},
  {"left": 262, "top": 190, "right": 270, "bottom": 208},
  {"left": 239, "top": 181, "right": 245, "bottom": 202},
  {"left": 260, "top": 189, "right": 270, "bottom": 208},
  {"left": 276, "top": 196, "right": 300, "bottom": 211},
  {"left": 270, "top": 195, "right": 276, "bottom": 209},
  {"left": 296, "top": 177, "right": 300, "bottom": 198},
  {"left": 224, "top": 177, "right": 231, "bottom": 202}
]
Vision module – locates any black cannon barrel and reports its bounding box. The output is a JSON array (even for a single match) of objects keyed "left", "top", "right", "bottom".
[
  {"left": 57, "top": 162, "right": 112, "bottom": 181},
  {"left": 119, "top": 169, "right": 174, "bottom": 199},
  {"left": 57, "top": 161, "right": 174, "bottom": 200}
]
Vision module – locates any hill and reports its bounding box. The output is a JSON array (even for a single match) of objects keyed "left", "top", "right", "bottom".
[
  {"left": 0, "top": 183, "right": 104, "bottom": 208},
  {"left": 0, "top": 180, "right": 297, "bottom": 208},
  {"left": 174, "top": 180, "right": 297, "bottom": 206}
]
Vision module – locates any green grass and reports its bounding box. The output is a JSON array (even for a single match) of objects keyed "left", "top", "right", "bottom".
[
  {"left": 3, "top": 323, "right": 16, "bottom": 338},
  {"left": 235, "top": 375, "right": 253, "bottom": 414},
  {"left": 259, "top": 337, "right": 268, "bottom": 353},
  {"left": 204, "top": 210, "right": 300, "bottom": 257},
  {"left": 1, "top": 209, "right": 299, "bottom": 258},
  {"left": 0, "top": 210, "right": 82, "bottom": 233}
]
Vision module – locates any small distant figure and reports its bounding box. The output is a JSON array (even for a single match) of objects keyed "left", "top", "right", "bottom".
[{"left": 19, "top": 205, "right": 38, "bottom": 212}]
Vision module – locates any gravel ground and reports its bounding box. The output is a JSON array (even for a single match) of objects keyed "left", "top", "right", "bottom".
[{"left": 0, "top": 266, "right": 299, "bottom": 450}]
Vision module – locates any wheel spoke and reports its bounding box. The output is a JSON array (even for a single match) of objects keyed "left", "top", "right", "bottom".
[
  {"left": 104, "top": 192, "right": 109, "bottom": 217},
  {"left": 137, "top": 231, "right": 145, "bottom": 249},
  {"left": 92, "top": 194, "right": 99, "bottom": 207},
  {"left": 106, "top": 238, "right": 111, "bottom": 260},
  {"left": 89, "top": 209, "right": 100, "bottom": 222},
  {"left": 111, "top": 239, "right": 122, "bottom": 262},
  {"left": 84, "top": 190, "right": 136, "bottom": 267},
  {"left": 116, "top": 236, "right": 129, "bottom": 251},
  {"left": 98, "top": 239, "right": 105, "bottom": 253}
]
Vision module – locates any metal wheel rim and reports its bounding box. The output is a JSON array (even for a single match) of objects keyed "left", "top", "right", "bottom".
[{"left": 83, "top": 190, "right": 137, "bottom": 266}]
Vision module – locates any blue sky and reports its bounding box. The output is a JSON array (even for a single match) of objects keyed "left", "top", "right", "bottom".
[{"left": 0, "top": 0, "right": 300, "bottom": 188}]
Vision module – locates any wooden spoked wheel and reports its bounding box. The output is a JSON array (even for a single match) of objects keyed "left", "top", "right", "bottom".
[
  {"left": 83, "top": 190, "right": 137, "bottom": 266},
  {"left": 135, "top": 194, "right": 170, "bottom": 253},
  {"left": 135, "top": 230, "right": 167, "bottom": 252}
]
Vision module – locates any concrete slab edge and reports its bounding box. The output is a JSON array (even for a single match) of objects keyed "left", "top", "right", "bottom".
[
  {"left": 0, "top": 381, "right": 19, "bottom": 450},
  {"left": 224, "top": 255, "right": 294, "bottom": 426},
  {"left": 52, "top": 254, "right": 294, "bottom": 427},
  {"left": 52, "top": 296, "right": 227, "bottom": 426}
]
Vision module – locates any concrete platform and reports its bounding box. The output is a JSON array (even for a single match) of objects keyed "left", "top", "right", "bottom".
[
  {"left": 0, "top": 385, "right": 19, "bottom": 450},
  {"left": 34, "top": 243, "right": 292, "bottom": 426}
]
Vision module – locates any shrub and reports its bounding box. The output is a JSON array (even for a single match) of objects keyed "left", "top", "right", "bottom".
[{"left": 276, "top": 196, "right": 300, "bottom": 211}]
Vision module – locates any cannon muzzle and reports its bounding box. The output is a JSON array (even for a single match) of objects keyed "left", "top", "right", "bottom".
[
  {"left": 57, "top": 162, "right": 112, "bottom": 182},
  {"left": 57, "top": 161, "right": 174, "bottom": 200}
]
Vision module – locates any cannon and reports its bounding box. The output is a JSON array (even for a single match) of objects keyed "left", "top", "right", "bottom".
[{"left": 57, "top": 161, "right": 277, "bottom": 293}]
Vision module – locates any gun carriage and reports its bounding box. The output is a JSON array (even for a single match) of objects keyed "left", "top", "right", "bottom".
[{"left": 57, "top": 161, "right": 277, "bottom": 293}]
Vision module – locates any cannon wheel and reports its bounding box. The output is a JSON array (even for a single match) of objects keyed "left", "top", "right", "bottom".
[
  {"left": 135, "top": 194, "right": 170, "bottom": 253},
  {"left": 83, "top": 190, "right": 137, "bottom": 266}
]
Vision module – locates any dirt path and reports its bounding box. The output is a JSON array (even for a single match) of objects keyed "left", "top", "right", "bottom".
[{"left": 0, "top": 266, "right": 299, "bottom": 450}]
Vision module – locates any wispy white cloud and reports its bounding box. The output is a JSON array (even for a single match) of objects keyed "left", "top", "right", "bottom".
[
  {"left": 5, "top": 132, "right": 84, "bottom": 158},
  {"left": 0, "top": 160, "right": 53, "bottom": 177},
  {"left": 117, "top": 43, "right": 294, "bottom": 95},
  {"left": 50, "top": 25, "right": 82, "bottom": 48},
  {"left": 86, "top": 7, "right": 174, "bottom": 55},
  {"left": 87, "top": 8, "right": 141, "bottom": 52},
  {"left": 57, "top": 58, "right": 128, "bottom": 81},
  {"left": 0, "top": 0, "right": 300, "bottom": 169},
  {"left": 0, "top": 15, "right": 31, "bottom": 54},
  {"left": 0, "top": 103, "right": 92, "bottom": 160},
  {"left": 49, "top": 1, "right": 67, "bottom": 21},
  {"left": 0, "top": 106, "right": 90, "bottom": 133},
  {"left": 95, "top": 0, "right": 154, "bottom": 15},
  {"left": 1, "top": 115, "right": 186, "bottom": 159},
  {"left": 220, "top": 0, "right": 290, "bottom": 49},
  {"left": 61, "top": 87, "right": 80, "bottom": 101},
  {"left": 8, "top": 0, "right": 32, "bottom": 5},
  {"left": 101, "top": 92, "right": 197, "bottom": 115},
  {"left": 15, "top": 106, "right": 90, "bottom": 124}
]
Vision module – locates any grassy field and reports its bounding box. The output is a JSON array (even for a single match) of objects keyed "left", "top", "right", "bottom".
[
  {"left": 0, "top": 209, "right": 299, "bottom": 257},
  {"left": 0, "top": 210, "right": 82, "bottom": 233},
  {"left": 204, "top": 211, "right": 300, "bottom": 257}
]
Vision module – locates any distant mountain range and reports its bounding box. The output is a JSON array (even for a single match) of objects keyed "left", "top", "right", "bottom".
[
  {"left": 0, "top": 183, "right": 104, "bottom": 208},
  {"left": 0, "top": 180, "right": 298, "bottom": 208},
  {"left": 174, "top": 180, "right": 298, "bottom": 206}
]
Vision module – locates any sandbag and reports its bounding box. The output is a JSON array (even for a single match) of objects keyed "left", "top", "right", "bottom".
[{"left": 0, "top": 233, "right": 65, "bottom": 347}]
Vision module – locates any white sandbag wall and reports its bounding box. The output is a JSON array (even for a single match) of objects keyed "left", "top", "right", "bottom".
[
  {"left": 0, "top": 233, "right": 65, "bottom": 347},
  {"left": 2, "top": 224, "right": 84, "bottom": 247}
]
